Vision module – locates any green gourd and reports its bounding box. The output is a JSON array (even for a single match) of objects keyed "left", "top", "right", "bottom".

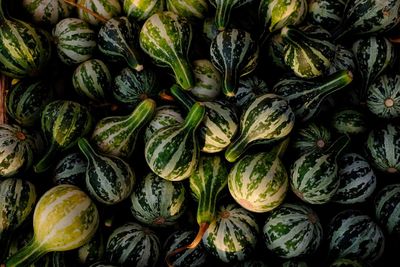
[{"left": 209, "top": 0, "right": 255, "bottom": 31}]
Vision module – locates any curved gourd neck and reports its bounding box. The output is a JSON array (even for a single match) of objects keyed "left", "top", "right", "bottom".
[
  {"left": 314, "top": 70, "right": 353, "bottom": 95},
  {"left": 34, "top": 145, "right": 58, "bottom": 173},
  {"left": 325, "top": 134, "right": 349, "bottom": 158},
  {"left": 125, "top": 98, "right": 156, "bottom": 126},
  {"left": 170, "top": 84, "right": 195, "bottom": 110},
  {"left": 4, "top": 238, "right": 46, "bottom": 267},
  {"left": 183, "top": 102, "right": 206, "bottom": 130},
  {"left": 78, "top": 137, "right": 98, "bottom": 160}
]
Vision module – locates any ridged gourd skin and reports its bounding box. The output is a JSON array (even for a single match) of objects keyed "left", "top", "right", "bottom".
[
  {"left": 106, "top": 222, "right": 160, "bottom": 267},
  {"left": 327, "top": 210, "right": 385, "bottom": 263},
  {"left": 331, "top": 109, "right": 368, "bottom": 135},
  {"left": 139, "top": 11, "right": 194, "bottom": 90},
  {"left": 190, "top": 59, "right": 222, "bottom": 102},
  {"left": 53, "top": 152, "right": 87, "bottom": 186},
  {"left": 166, "top": 0, "right": 208, "bottom": 21},
  {"left": 374, "top": 184, "right": 400, "bottom": 235},
  {"left": 4, "top": 184, "right": 99, "bottom": 267},
  {"left": 202, "top": 203, "right": 259, "bottom": 263},
  {"left": 77, "top": 0, "right": 121, "bottom": 26},
  {"left": 292, "top": 123, "right": 332, "bottom": 156},
  {"left": 130, "top": 172, "right": 187, "bottom": 227},
  {"left": 123, "top": 0, "right": 164, "bottom": 22},
  {"left": 234, "top": 75, "right": 269, "bottom": 110},
  {"left": 0, "top": 0, "right": 52, "bottom": 78},
  {"left": 22, "top": 0, "right": 74, "bottom": 25},
  {"left": 307, "top": 0, "right": 346, "bottom": 30},
  {"left": 262, "top": 203, "right": 323, "bottom": 258}
]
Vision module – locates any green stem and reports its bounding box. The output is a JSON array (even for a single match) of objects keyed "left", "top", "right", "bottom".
[
  {"left": 169, "top": 84, "right": 195, "bottom": 110},
  {"left": 125, "top": 47, "right": 143, "bottom": 72},
  {"left": 316, "top": 70, "right": 353, "bottom": 94},
  {"left": 170, "top": 58, "right": 194, "bottom": 90},
  {"left": 183, "top": 102, "right": 206, "bottom": 130},
  {"left": 4, "top": 239, "right": 47, "bottom": 267},
  {"left": 126, "top": 98, "right": 156, "bottom": 127},
  {"left": 224, "top": 136, "right": 249, "bottom": 163},
  {"left": 222, "top": 69, "right": 239, "bottom": 98},
  {"left": 33, "top": 145, "right": 58, "bottom": 173},
  {"left": 214, "top": 1, "right": 233, "bottom": 31}
]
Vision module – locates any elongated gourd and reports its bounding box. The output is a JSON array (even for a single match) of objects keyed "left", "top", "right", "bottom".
[
  {"left": 123, "top": 0, "right": 164, "bottom": 22},
  {"left": 4, "top": 184, "right": 99, "bottom": 267},
  {"left": 139, "top": 11, "right": 194, "bottom": 90}
]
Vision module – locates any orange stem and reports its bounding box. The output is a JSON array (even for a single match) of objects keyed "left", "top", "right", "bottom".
[
  {"left": 62, "top": 0, "right": 108, "bottom": 23},
  {"left": 0, "top": 75, "right": 8, "bottom": 124},
  {"left": 159, "top": 90, "right": 175, "bottom": 102},
  {"left": 389, "top": 37, "right": 400, "bottom": 44}
]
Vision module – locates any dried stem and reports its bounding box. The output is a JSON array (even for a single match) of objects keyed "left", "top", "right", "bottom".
[
  {"left": 0, "top": 74, "right": 8, "bottom": 124},
  {"left": 63, "top": 0, "right": 108, "bottom": 23},
  {"left": 389, "top": 36, "right": 400, "bottom": 44}
]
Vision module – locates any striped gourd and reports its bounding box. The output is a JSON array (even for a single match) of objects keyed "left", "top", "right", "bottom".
[
  {"left": 170, "top": 85, "right": 238, "bottom": 153},
  {"left": 5, "top": 184, "right": 99, "bottom": 267},
  {"left": 233, "top": 260, "right": 269, "bottom": 267},
  {"left": 144, "top": 102, "right": 205, "bottom": 181},
  {"left": 112, "top": 67, "right": 158, "bottom": 106},
  {"left": 34, "top": 100, "right": 93, "bottom": 173},
  {"left": 366, "top": 123, "right": 400, "bottom": 174},
  {"left": 72, "top": 59, "right": 112, "bottom": 103},
  {"left": 0, "top": 124, "right": 36, "bottom": 177},
  {"left": 267, "top": 32, "right": 287, "bottom": 69},
  {"left": 290, "top": 135, "right": 349, "bottom": 204},
  {"left": 52, "top": 18, "right": 97, "bottom": 65},
  {"left": 327, "top": 209, "right": 385, "bottom": 262},
  {"left": 258, "top": 0, "right": 308, "bottom": 43},
  {"left": 123, "top": 0, "right": 164, "bottom": 21},
  {"left": 225, "top": 93, "right": 295, "bottom": 163},
  {"left": 163, "top": 230, "right": 207, "bottom": 267},
  {"left": 333, "top": 153, "right": 376, "bottom": 204},
  {"left": 202, "top": 17, "right": 219, "bottom": 45},
  {"left": 262, "top": 203, "right": 323, "bottom": 258},
  {"left": 6, "top": 79, "right": 54, "bottom": 127},
  {"left": 139, "top": 11, "right": 194, "bottom": 90},
  {"left": 0, "top": 1, "right": 52, "bottom": 78},
  {"left": 281, "top": 25, "right": 335, "bottom": 78},
  {"left": 0, "top": 179, "right": 36, "bottom": 260},
  {"left": 332, "top": 109, "right": 368, "bottom": 135},
  {"left": 166, "top": 0, "right": 208, "bottom": 21},
  {"left": 78, "top": 138, "right": 136, "bottom": 205},
  {"left": 210, "top": 28, "right": 259, "bottom": 97},
  {"left": 144, "top": 105, "right": 184, "bottom": 144},
  {"left": 352, "top": 36, "right": 395, "bottom": 101},
  {"left": 130, "top": 172, "right": 187, "bottom": 227},
  {"left": 374, "top": 184, "right": 400, "bottom": 235},
  {"left": 272, "top": 70, "right": 353, "bottom": 122},
  {"left": 53, "top": 152, "right": 87, "bottom": 186},
  {"left": 106, "top": 222, "right": 160, "bottom": 267},
  {"left": 282, "top": 260, "right": 309, "bottom": 267},
  {"left": 335, "top": 0, "right": 400, "bottom": 40},
  {"left": 329, "top": 258, "right": 373, "bottom": 267},
  {"left": 228, "top": 140, "right": 289, "bottom": 213},
  {"left": 292, "top": 123, "right": 332, "bottom": 155},
  {"left": 367, "top": 74, "right": 400, "bottom": 119},
  {"left": 234, "top": 75, "right": 269, "bottom": 110},
  {"left": 77, "top": 0, "right": 121, "bottom": 26},
  {"left": 98, "top": 17, "right": 143, "bottom": 71},
  {"left": 77, "top": 228, "right": 105, "bottom": 265},
  {"left": 327, "top": 45, "right": 356, "bottom": 75},
  {"left": 307, "top": 0, "right": 346, "bottom": 30},
  {"left": 209, "top": 0, "right": 255, "bottom": 30},
  {"left": 202, "top": 203, "right": 259, "bottom": 263},
  {"left": 190, "top": 59, "right": 222, "bottom": 101},
  {"left": 91, "top": 98, "right": 156, "bottom": 158},
  {"left": 22, "top": 0, "right": 74, "bottom": 25}
]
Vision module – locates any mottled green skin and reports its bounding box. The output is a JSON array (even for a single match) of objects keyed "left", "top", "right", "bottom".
[
  {"left": 367, "top": 74, "right": 400, "bottom": 119},
  {"left": 328, "top": 45, "right": 356, "bottom": 75},
  {"left": 53, "top": 153, "right": 87, "bottom": 186},
  {"left": 112, "top": 67, "right": 158, "bottom": 106},
  {"left": 282, "top": 25, "right": 335, "bottom": 79},
  {"left": 290, "top": 135, "right": 349, "bottom": 204},
  {"left": 308, "top": 0, "right": 346, "bottom": 30},
  {"left": 225, "top": 94, "right": 294, "bottom": 163},
  {"left": 234, "top": 75, "right": 269, "bottom": 110},
  {"left": 77, "top": 0, "right": 121, "bottom": 26},
  {"left": 190, "top": 155, "right": 228, "bottom": 225},
  {"left": 273, "top": 70, "right": 353, "bottom": 122},
  {"left": 366, "top": 123, "right": 400, "bottom": 173},
  {"left": 0, "top": 16, "right": 52, "bottom": 78},
  {"left": 145, "top": 103, "right": 205, "bottom": 181},
  {"left": 91, "top": 99, "right": 156, "bottom": 158},
  {"left": 106, "top": 222, "right": 160, "bottom": 267},
  {"left": 292, "top": 123, "right": 332, "bottom": 155},
  {"left": 0, "top": 124, "right": 36, "bottom": 177},
  {"left": 34, "top": 100, "right": 93, "bottom": 173},
  {"left": 209, "top": 0, "right": 255, "bottom": 30},
  {"left": 263, "top": 203, "right": 322, "bottom": 258},
  {"left": 22, "top": 0, "right": 74, "bottom": 25},
  {"left": 6, "top": 79, "right": 54, "bottom": 127},
  {"left": 166, "top": 0, "right": 208, "bottom": 21},
  {"left": 98, "top": 17, "right": 142, "bottom": 71},
  {"left": 140, "top": 11, "right": 194, "bottom": 89},
  {"left": 130, "top": 172, "right": 187, "bottom": 227},
  {"left": 327, "top": 210, "right": 385, "bottom": 262},
  {"left": 352, "top": 36, "right": 395, "bottom": 100},
  {"left": 202, "top": 203, "right": 259, "bottom": 263},
  {"left": 124, "top": 0, "right": 164, "bottom": 21},
  {"left": 374, "top": 184, "right": 400, "bottom": 234},
  {"left": 163, "top": 230, "right": 207, "bottom": 267},
  {"left": 78, "top": 138, "right": 135, "bottom": 205},
  {"left": 332, "top": 109, "right": 368, "bottom": 135},
  {"left": 336, "top": 0, "right": 400, "bottom": 39},
  {"left": 210, "top": 28, "right": 259, "bottom": 97}
]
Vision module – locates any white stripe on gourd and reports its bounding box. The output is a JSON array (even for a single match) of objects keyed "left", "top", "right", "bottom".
[
  {"left": 123, "top": 0, "right": 164, "bottom": 21},
  {"left": 374, "top": 184, "right": 400, "bottom": 234},
  {"left": 166, "top": 0, "right": 208, "bottom": 21},
  {"left": 77, "top": 0, "right": 121, "bottom": 26},
  {"left": 22, "top": 0, "right": 74, "bottom": 25}
]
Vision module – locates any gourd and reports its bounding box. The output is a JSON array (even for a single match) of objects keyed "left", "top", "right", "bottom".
[
  {"left": 77, "top": 0, "right": 121, "bottom": 26},
  {"left": 209, "top": 0, "right": 255, "bottom": 31},
  {"left": 140, "top": 11, "right": 194, "bottom": 90},
  {"left": 4, "top": 184, "right": 99, "bottom": 267},
  {"left": 374, "top": 184, "right": 400, "bottom": 235},
  {"left": 123, "top": 0, "right": 164, "bottom": 22},
  {"left": 190, "top": 59, "right": 222, "bottom": 101},
  {"left": 166, "top": 0, "right": 208, "bottom": 21},
  {"left": 22, "top": 0, "right": 74, "bottom": 25},
  {"left": 0, "top": 0, "right": 52, "bottom": 78},
  {"left": 210, "top": 28, "right": 259, "bottom": 97}
]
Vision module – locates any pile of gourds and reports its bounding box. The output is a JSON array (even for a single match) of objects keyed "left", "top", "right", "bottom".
[{"left": 0, "top": 0, "right": 399, "bottom": 266}]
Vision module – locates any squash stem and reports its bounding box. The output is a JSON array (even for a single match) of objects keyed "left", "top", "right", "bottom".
[
  {"left": 170, "top": 84, "right": 195, "bottom": 110},
  {"left": 225, "top": 137, "right": 249, "bottom": 163},
  {"left": 0, "top": 75, "right": 7, "bottom": 124},
  {"left": 4, "top": 239, "right": 46, "bottom": 267},
  {"left": 222, "top": 70, "right": 239, "bottom": 98},
  {"left": 62, "top": 0, "right": 107, "bottom": 23},
  {"left": 183, "top": 102, "right": 206, "bottom": 130}
]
